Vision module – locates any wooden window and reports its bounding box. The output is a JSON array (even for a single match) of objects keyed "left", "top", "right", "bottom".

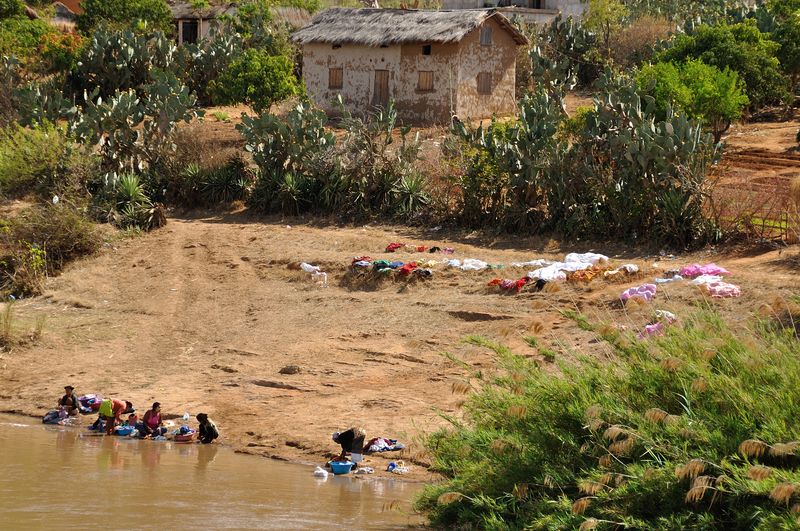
[
  {"left": 329, "top": 67, "right": 343, "bottom": 90},
  {"left": 480, "top": 25, "right": 493, "bottom": 46},
  {"left": 422, "top": 44, "right": 431, "bottom": 55},
  {"left": 418, "top": 71, "right": 434, "bottom": 91},
  {"left": 477, "top": 72, "right": 492, "bottom": 95}
]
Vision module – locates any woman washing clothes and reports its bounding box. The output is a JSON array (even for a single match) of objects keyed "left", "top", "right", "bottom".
[
  {"left": 139, "top": 402, "right": 167, "bottom": 438},
  {"left": 58, "top": 385, "right": 79, "bottom": 416},
  {"left": 196, "top": 413, "right": 219, "bottom": 444},
  {"left": 332, "top": 427, "right": 366, "bottom": 464}
]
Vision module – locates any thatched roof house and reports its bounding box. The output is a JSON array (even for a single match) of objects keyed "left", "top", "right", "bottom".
[
  {"left": 169, "top": 2, "right": 237, "bottom": 44},
  {"left": 292, "top": 8, "right": 527, "bottom": 124}
]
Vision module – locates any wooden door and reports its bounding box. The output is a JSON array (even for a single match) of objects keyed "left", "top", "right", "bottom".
[{"left": 372, "top": 70, "right": 390, "bottom": 108}]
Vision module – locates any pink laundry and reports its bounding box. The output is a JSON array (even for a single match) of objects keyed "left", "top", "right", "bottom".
[
  {"left": 704, "top": 281, "right": 741, "bottom": 298},
  {"left": 621, "top": 284, "right": 657, "bottom": 302},
  {"left": 638, "top": 322, "right": 665, "bottom": 339},
  {"left": 679, "top": 263, "right": 731, "bottom": 278}
]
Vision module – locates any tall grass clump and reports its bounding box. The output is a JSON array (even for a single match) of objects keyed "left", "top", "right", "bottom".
[{"left": 417, "top": 311, "right": 800, "bottom": 529}]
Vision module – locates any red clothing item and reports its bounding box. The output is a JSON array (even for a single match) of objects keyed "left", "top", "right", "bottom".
[
  {"left": 385, "top": 243, "right": 404, "bottom": 253},
  {"left": 398, "top": 262, "right": 418, "bottom": 276}
]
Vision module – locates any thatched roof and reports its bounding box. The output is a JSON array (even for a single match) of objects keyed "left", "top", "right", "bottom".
[
  {"left": 170, "top": 2, "right": 238, "bottom": 20},
  {"left": 291, "top": 8, "right": 528, "bottom": 47},
  {"left": 271, "top": 6, "right": 312, "bottom": 30}
]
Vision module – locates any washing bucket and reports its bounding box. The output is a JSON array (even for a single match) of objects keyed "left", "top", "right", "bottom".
[{"left": 329, "top": 461, "right": 355, "bottom": 475}]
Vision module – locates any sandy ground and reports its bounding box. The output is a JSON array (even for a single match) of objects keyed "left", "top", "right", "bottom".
[{"left": 1, "top": 210, "right": 799, "bottom": 482}]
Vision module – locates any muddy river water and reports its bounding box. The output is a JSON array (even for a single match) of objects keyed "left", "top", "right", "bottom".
[{"left": 0, "top": 415, "right": 421, "bottom": 529}]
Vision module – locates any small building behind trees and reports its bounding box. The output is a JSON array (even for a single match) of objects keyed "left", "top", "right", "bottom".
[{"left": 291, "top": 8, "right": 527, "bottom": 124}]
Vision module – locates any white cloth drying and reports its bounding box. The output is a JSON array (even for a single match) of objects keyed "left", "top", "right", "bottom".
[{"left": 565, "top": 252, "right": 608, "bottom": 265}]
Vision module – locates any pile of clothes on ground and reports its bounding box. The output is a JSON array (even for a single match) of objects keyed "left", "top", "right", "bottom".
[{"left": 364, "top": 436, "right": 406, "bottom": 453}]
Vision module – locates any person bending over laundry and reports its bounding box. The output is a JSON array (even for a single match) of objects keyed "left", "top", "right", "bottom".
[
  {"left": 98, "top": 398, "right": 133, "bottom": 435},
  {"left": 332, "top": 427, "right": 366, "bottom": 463},
  {"left": 139, "top": 402, "right": 167, "bottom": 438},
  {"left": 196, "top": 413, "right": 219, "bottom": 444},
  {"left": 59, "top": 385, "right": 79, "bottom": 416}
]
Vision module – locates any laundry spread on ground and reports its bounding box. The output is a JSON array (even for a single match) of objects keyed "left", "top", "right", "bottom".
[
  {"left": 364, "top": 437, "right": 406, "bottom": 453},
  {"left": 300, "top": 262, "right": 328, "bottom": 285},
  {"left": 679, "top": 263, "right": 731, "bottom": 278},
  {"left": 637, "top": 310, "right": 678, "bottom": 339},
  {"left": 621, "top": 284, "right": 657, "bottom": 302}
]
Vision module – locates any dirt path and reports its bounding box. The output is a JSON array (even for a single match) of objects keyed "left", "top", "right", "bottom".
[{"left": 1, "top": 213, "right": 799, "bottom": 481}]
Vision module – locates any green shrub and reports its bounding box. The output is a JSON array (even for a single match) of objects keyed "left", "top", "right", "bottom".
[
  {"left": 767, "top": 0, "right": 800, "bottom": 95},
  {"left": 638, "top": 59, "right": 749, "bottom": 142},
  {"left": 76, "top": 0, "right": 173, "bottom": 34},
  {"left": 38, "top": 31, "right": 85, "bottom": 74},
  {"left": 0, "top": 123, "right": 76, "bottom": 197},
  {"left": 209, "top": 48, "right": 299, "bottom": 113},
  {"left": 175, "top": 31, "right": 243, "bottom": 106},
  {"left": 657, "top": 20, "right": 789, "bottom": 109},
  {"left": 1, "top": 203, "right": 101, "bottom": 295},
  {"left": 0, "top": 55, "right": 17, "bottom": 127},
  {"left": 417, "top": 310, "right": 800, "bottom": 528},
  {"left": 0, "top": 16, "right": 53, "bottom": 63},
  {"left": 0, "top": 0, "right": 22, "bottom": 19}
]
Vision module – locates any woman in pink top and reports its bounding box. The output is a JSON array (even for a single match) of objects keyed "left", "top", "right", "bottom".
[{"left": 139, "top": 402, "right": 166, "bottom": 438}]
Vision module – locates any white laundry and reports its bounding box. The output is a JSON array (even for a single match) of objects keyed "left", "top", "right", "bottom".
[
  {"left": 510, "top": 259, "right": 552, "bottom": 268},
  {"left": 690, "top": 275, "right": 723, "bottom": 286},
  {"left": 300, "top": 263, "right": 328, "bottom": 285},
  {"left": 528, "top": 261, "right": 593, "bottom": 281},
  {"left": 565, "top": 252, "right": 609, "bottom": 265},
  {"left": 655, "top": 275, "right": 683, "bottom": 284},
  {"left": 446, "top": 258, "right": 488, "bottom": 271},
  {"left": 313, "top": 466, "right": 329, "bottom": 478}
]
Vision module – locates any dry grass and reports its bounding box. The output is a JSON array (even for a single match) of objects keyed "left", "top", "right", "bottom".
[
  {"left": 676, "top": 459, "right": 707, "bottom": 481},
  {"left": 572, "top": 497, "right": 592, "bottom": 515},
  {"left": 770, "top": 483, "right": 799, "bottom": 505},
  {"left": 747, "top": 465, "right": 773, "bottom": 481},
  {"left": 740, "top": 439, "right": 770, "bottom": 459},
  {"left": 603, "top": 425, "right": 629, "bottom": 442},
  {"left": 436, "top": 492, "right": 464, "bottom": 505}
]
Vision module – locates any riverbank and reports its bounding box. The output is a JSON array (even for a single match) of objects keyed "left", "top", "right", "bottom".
[{"left": 1, "top": 212, "right": 799, "bottom": 482}]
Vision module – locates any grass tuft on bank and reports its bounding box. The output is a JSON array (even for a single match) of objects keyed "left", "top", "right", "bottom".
[{"left": 416, "top": 309, "right": 800, "bottom": 529}]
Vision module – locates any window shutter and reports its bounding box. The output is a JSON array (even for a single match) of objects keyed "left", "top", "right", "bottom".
[
  {"left": 329, "top": 67, "right": 343, "bottom": 89},
  {"left": 418, "top": 71, "right": 434, "bottom": 91}
]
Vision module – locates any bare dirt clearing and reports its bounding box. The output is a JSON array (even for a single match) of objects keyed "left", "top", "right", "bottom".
[{"left": 1, "top": 212, "right": 799, "bottom": 480}]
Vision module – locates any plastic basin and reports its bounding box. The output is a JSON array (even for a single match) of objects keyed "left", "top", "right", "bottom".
[{"left": 329, "top": 461, "right": 354, "bottom": 475}]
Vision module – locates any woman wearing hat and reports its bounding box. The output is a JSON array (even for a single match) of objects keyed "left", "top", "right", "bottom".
[
  {"left": 332, "top": 427, "right": 366, "bottom": 463},
  {"left": 58, "top": 385, "right": 79, "bottom": 416}
]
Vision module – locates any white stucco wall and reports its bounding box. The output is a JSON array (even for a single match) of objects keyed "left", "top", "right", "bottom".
[
  {"left": 302, "top": 43, "right": 403, "bottom": 114},
  {"left": 455, "top": 18, "right": 517, "bottom": 121}
]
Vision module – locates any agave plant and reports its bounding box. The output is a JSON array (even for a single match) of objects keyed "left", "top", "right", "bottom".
[
  {"left": 202, "top": 156, "right": 252, "bottom": 204},
  {"left": 392, "top": 173, "right": 430, "bottom": 218}
]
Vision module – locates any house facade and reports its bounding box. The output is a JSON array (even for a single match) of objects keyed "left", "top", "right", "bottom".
[
  {"left": 291, "top": 8, "right": 527, "bottom": 124},
  {"left": 170, "top": 3, "right": 238, "bottom": 44}
]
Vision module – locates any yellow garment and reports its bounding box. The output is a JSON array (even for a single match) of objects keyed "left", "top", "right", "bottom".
[{"left": 98, "top": 399, "right": 113, "bottom": 417}]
